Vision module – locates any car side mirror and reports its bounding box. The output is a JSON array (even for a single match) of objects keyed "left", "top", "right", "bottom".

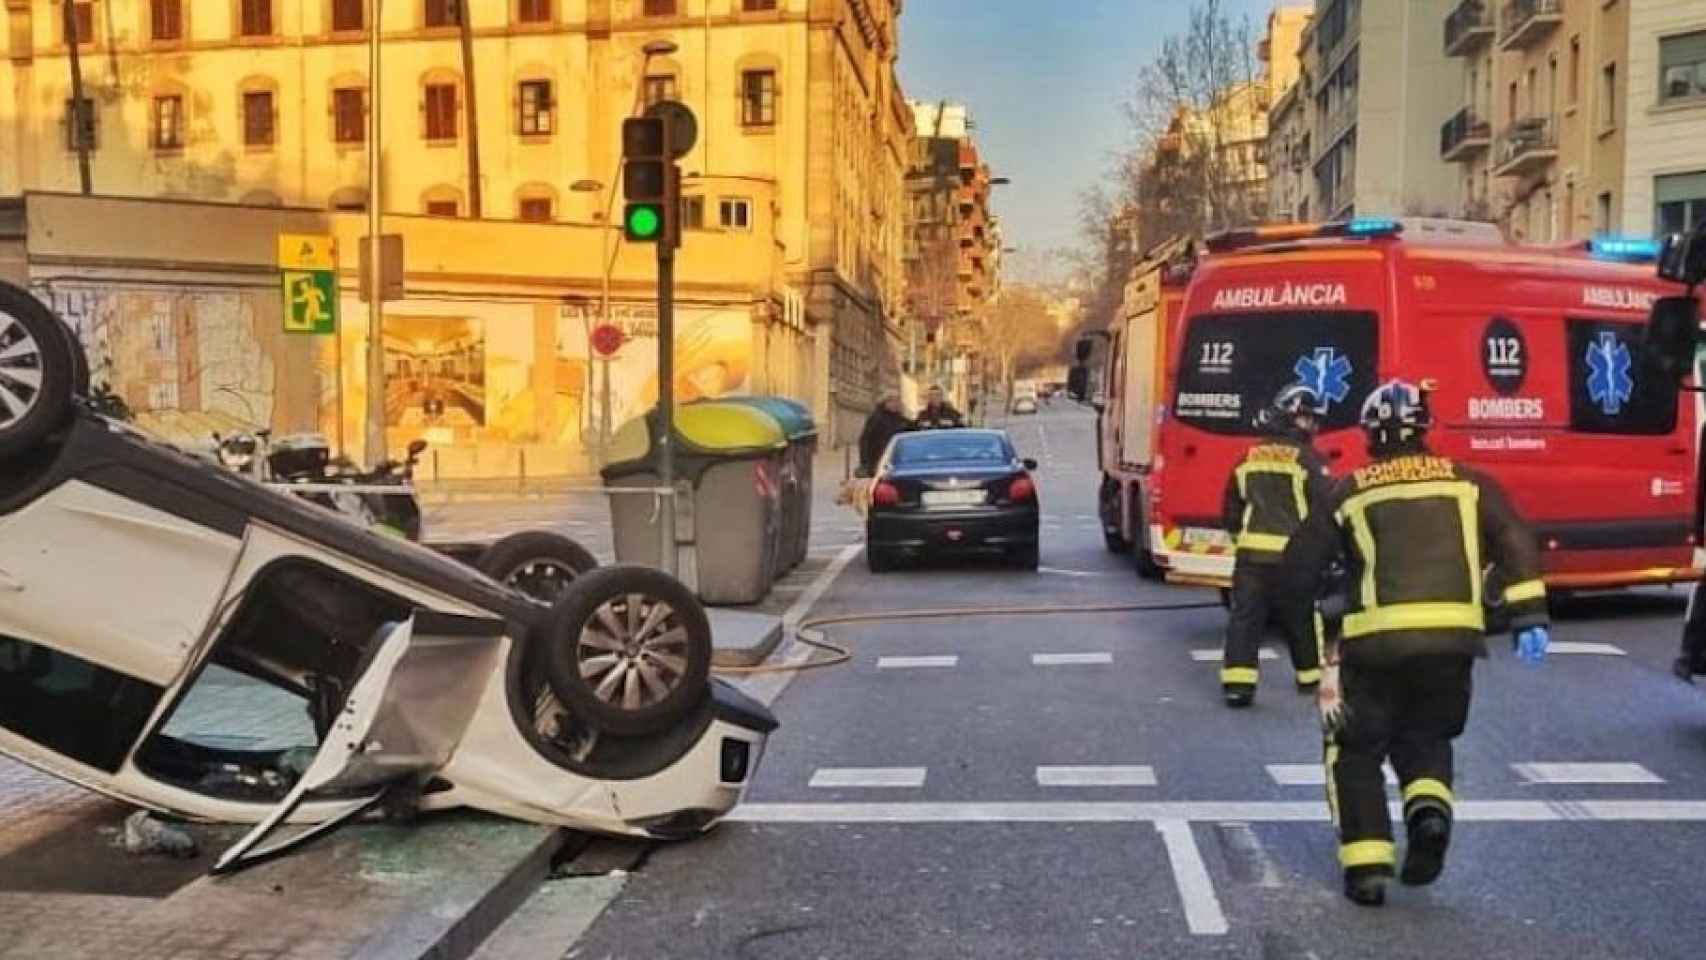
[
  {"left": 1074, "top": 338, "right": 1095, "bottom": 364},
  {"left": 1022, "top": 458, "right": 1039, "bottom": 471},
  {"left": 1643, "top": 295, "right": 1701, "bottom": 384},
  {"left": 1659, "top": 232, "right": 1706, "bottom": 287},
  {"left": 1067, "top": 366, "right": 1089, "bottom": 402}
]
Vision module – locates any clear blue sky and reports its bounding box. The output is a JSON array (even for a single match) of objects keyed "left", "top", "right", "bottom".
[{"left": 898, "top": 0, "right": 1281, "bottom": 263}]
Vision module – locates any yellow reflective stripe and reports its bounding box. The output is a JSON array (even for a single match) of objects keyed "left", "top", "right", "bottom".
[
  {"left": 1220, "top": 666, "right": 1259, "bottom": 685},
  {"left": 1294, "top": 668, "right": 1322, "bottom": 685},
  {"left": 1503, "top": 579, "right": 1546, "bottom": 604},
  {"left": 1402, "top": 778, "right": 1454, "bottom": 808},
  {"left": 1339, "top": 840, "right": 1396, "bottom": 869},
  {"left": 1336, "top": 479, "right": 1483, "bottom": 627},
  {"left": 1237, "top": 532, "right": 1290, "bottom": 552},
  {"left": 1236, "top": 460, "right": 1312, "bottom": 524},
  {"left": 1324, "top": 740, "right": 1342, "bottom": 828},
  {"left": 1344, "top": 602, "right": 1485, "bottom": 638}
]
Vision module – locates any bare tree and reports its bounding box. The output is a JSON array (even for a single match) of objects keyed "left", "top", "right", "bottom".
[{"left": 984, "top": 286, "right": 1060, "bottom": 400}]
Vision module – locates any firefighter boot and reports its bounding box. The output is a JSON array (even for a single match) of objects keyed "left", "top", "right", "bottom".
[
  {"left": 1223, "top": 683, "right": 1255, "bottom": 708},
  {"left": 1343, "top": 866, "right": 1390, "bottom": 907},
  {"left": 1400, "top": 808, "right": 1452, "bottom": 886}
]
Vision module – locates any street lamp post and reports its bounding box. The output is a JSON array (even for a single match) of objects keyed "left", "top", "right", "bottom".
[
  {"left": 570, "top": 177, "right": 610, "bottom": 464},
  {"left": 365, "top": 0, "right": 386, "bottom": 467}
]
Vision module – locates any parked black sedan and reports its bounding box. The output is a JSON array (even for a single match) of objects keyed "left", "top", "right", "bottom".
[{"left": 866, "top": 429, "right": 1040, "bottom": 572}]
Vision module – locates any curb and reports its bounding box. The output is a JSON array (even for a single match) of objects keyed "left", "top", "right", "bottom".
[
  {"left": 353, "top": 827, "right": 566, "bottom": 960},
  {"left": 711, "top": 617, "right": 785, "bottom": 669}
]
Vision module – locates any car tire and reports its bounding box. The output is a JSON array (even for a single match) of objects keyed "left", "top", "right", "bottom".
[
  {"left": 867, "top": 545, "right": 897, "bottom": 573},
  {"left": 59, "top": 320, "right": 89, "bottom": 398},
  {"left": 478, "top": 531, "right": 598, "bottom": 605},
  {"left": 1131, "top": 498, "right": 1164, "bottom": 581},
  {"left": 1010, "top": 543, "right": 1040, "bottom": 571},
  {"left": 541, "top": 565, "right": 711, "bottom": 738},
  {"left": 0, "top": 281, "right": 75, "bottom": 461}
]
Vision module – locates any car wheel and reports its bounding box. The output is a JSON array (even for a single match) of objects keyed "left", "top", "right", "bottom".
[
  {"left": 1132, "top": 499, "right": 1164, "bottom": 581},
  {"left": 867, "top": 545, "right": 896, "bottom": 573},
  {"left": 542, "top": 565, "right": 711, "bottom": 738},
  {"left": 0, "top": 282, "right": 75, "bottom": 461},
  {"left": 478, "top": 531, "right": 598, "bottom": 605}
]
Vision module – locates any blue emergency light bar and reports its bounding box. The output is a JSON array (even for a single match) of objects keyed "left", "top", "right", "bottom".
[
  {"left": 1345, "top": 217, "right": 1403, "bottom": 236},
  {"left": 1587, "top": 235, "right": 1663, "bottom": 262},
  {"left": 1206, "top": 218, "right": 1406, "bottom": 252}
]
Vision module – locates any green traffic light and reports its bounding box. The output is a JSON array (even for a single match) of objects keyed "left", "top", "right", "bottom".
[{"left": 627, "top": 204, "right": 662, "bottom": 240}]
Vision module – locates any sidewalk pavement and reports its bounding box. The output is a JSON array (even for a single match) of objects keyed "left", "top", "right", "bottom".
[{"left": 416, "top": 446, "right": 859, "bottom": 506}]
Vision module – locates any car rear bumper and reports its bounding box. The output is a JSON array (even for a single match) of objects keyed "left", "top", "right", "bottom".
[{"left": 868, "top": 505, "right": 1039, "bottom": 552}]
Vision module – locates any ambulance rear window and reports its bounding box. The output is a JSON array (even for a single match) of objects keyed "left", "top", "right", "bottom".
[{"left": 1174, "top": 311, "right": 1379, "bottom": 436}]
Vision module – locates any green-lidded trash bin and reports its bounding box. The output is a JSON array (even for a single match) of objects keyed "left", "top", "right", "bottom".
[
  {"left": 602, "top": 403, "right": 787, "bottom": 605},
  {"left": 706, "top": 397, "right": 818, "bottom": 571}
]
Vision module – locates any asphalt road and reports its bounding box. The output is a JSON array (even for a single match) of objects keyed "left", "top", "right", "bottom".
[{"left": 464, "top": 403, "right": 1706, "bottom": 959}]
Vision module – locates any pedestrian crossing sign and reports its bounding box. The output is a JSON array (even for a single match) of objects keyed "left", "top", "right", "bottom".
[{"left": 278, "top": 234, "right": 339, "bottom": 335}]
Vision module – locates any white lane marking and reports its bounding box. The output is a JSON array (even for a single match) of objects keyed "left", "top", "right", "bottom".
[
  {"left": 809, "top": 767, "right": 928, "bottom": 789},
  {"left": 1266, "top": 763, "right": 1397, "bottom": 787},
  {"left": 1548, "top": 641, "right": 1627, "bottom": 656},
  {"left": 737, "top": 544, "right": 862, "bottom": 708},
  {"left": 1156, "top": 820, "right": 1229, "bottom": 936},
  {"left": 1037, "top": 567, "right": 1116, "bottom": 578},
  {"left": 1513, "top": 763, "right": 1664, "bottom": 785},
  {"left": 1037, "top": 766, "right": 1158, "bottom": 787},
  {"left": 877, "top": 656, "right": 960, "bottom": 669},
  {"left": 1032, "top": 652, "right": 1114, "bottom": 666},
  {"left": 1190, "top": 649, "right": 1279, "bottom": 662},
  {"left": 727, "top": 799, "right": 1706, "bottom": 824}
]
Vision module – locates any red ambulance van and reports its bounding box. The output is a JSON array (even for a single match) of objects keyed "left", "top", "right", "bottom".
[{"left": 1079, "top": 218, "right": 1699, "bottom": 595}]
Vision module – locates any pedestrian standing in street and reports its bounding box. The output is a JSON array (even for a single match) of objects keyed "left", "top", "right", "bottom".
[
  {"left": 1281, "top": 380, "right": 1551, "bottom": 908},
  {"left": 857, "top": 394, "right": 911, "bottom": 478},
  {"left": 1219, "top": 384, "right": 1331, "bottom": 708},
  {"left": 915, "top": 385, "right": 966, "bottom": 430}
]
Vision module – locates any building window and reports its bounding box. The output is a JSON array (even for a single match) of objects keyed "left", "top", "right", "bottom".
[
  {"left": 424, "top": 0, "right": 457, "bottom": 27},
  {"left": 719, "top": 198, "right": 752, "bottom": 230},
  {"left": 741, "top": 70, "right": 776, "bottom": 127},
  {"left": 1597, "top": 191, "right": 1613, "bottom": 233},
  {"left": 518, "top": 80, "right": 553, "bottom": 135},
  {"left": 1568, "top": 35, "right": 1580, "bottom": 105},
  {"left": 333, "top": 88, "right": 366, "bottom": 143},
  {"left": 1601, "top": 63, "right": 1617, "bottom": 130},
  {"left": 643, "top": 0, "right": 677, "bottom": 15},
  {"left": 152, "top": 0, "right": 183, "bottom": 41},
  {"left": 516, "top": 0, "right": 550, "bottom": 22},
  {"left": 65, "top": 2, "right": 94, "bottom": 44},
  {"left": 1660, "top": 31, "right": 1706, "bottom": 104},
  {"left": 63, "top": 98, "right": 98, "bottom": 151},
  {"left": 153, "top": 95, "right": 184, "bottom": 151},
  {"left": 1656, "top": 172, "right": 1706, "bottom": 237},
  {"left": 243, "top": 90, "right": 275, "bottom": 146},
  {"left": 330, "top": 187, "right": 368, "bottom": 210},
  {"left": 424, "top": 83, "right": 458, "bottom": 140},
  {"left": 426, "top": 199, "right": 459, "bottom": 216},
  {"left": 742, "top": 0, "right": 776, "bottom": 9},
  {"left": 332, "top": 0, "right": 364, "bottom": 31},
  {"left": 681, "top": 195, "right": 705, "bottom": 230},
  {"left": 240, "top": 0, "right": 273, "bottom": 36},
  {"left": 518, "top": 197, "right": 553, "bottom": 222},
  {"left": 643, "top": 74, "right": 677, "bottom": 107}
]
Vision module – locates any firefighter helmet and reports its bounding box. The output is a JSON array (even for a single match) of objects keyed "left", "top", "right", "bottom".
[
  {"left": 1255, "top": 383, "right": 1321, "bottom": 436},
  {"left": 1359, "top": 380, "right": 1433, "bottom": 453}
]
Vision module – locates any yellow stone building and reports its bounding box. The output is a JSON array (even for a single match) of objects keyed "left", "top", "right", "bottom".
[{"left": 0, "top": 0, "right": 910, "bottom": 449}]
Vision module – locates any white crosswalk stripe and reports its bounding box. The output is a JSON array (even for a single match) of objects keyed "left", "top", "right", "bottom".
[
  {"left": 1037, "top": 765, "right": 1157, "bottom": 787},
  {"left": 1547, "top": 641, "right": 1627, "bottom": 656},
  {"left": 877, "top": 656, "right": 960, "bottom": 669},
  {"left": 1512, "top": 763, "right": 1664, "bottom": 784},
  {"left": 1191, "top": 649, "right": 1280, "bottom": 662},
  {"left": 809, "top": 767, "right": 928, "bottom": 789},
  {"left": 1266, "top": 763, "right": 1397, "bottom": 786},
  {"left": 1032, "top": 652, "right": 1114, "bottom": 666}
]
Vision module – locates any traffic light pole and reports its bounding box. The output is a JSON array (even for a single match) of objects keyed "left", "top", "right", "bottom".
[{"left": 656, "top": 247, "right": 677, "bottom": 576}]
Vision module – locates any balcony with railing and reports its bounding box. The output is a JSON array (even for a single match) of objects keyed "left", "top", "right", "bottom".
[
  {"left": 1493, "top": 115, "right": 1558, "bottom": 177},
  {"left": 1440, "top": 107, "right": 1492, "bottom": 162},
  {"left": 1499, "top": 0, "right": 1562, "bottom": 51},
  {"left": 1444, "top": 0, "right": 1495, "bottom": 57}
]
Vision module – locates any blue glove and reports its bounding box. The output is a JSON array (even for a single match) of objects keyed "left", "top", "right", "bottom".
[{"left": 1515, "top": 626, "right": 1550, "bottom": 664}]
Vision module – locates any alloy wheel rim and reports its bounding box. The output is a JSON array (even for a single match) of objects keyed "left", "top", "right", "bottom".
[
  {"left": 505, "top": 558, "right": 580, "bottom": 603},
  {"left": 577, "top": 593, "right": 691, "bottom": 711},
  {"left": 0, "top": 311, "right": 44, "bottom": 429}
]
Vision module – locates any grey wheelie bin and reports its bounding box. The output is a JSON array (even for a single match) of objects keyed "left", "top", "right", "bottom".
[
  {"left": 602, "top": 403, "right": 788, "bottom": 605},
  {"left": 701, "top": 397, "right": 818, "bottom": 572}
]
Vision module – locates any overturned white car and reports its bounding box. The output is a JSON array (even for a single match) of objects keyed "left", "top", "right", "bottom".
[{"left": 0, "top": 282, "right": 774, "bottom": 872}]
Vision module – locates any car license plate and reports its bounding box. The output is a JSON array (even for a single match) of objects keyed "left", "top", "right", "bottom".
[
  {"left": 923, "top": 489, "right": 986, "bottom": 507},
  {"left": 1181, "top": 527, "right": 1229, "bottom": 547}
]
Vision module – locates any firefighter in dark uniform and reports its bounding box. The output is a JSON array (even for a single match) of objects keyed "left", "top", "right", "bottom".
[
  {"left": 1220, "top": 383, "right": 1332, "bottom": 708},
  {"left": 1281, "top": 380, "right": 1552, "bottom": 907}
]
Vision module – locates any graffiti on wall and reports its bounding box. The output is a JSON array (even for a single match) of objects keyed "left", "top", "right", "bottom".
[
  {"left": 30, "top": 282, "right": 278, "bottom": 446},
  {"left": 382, "top": 316, "right": 487, "bottom": 430},
  {"left": 557, "top": 303, "right": 753, "bottom": 430}
]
